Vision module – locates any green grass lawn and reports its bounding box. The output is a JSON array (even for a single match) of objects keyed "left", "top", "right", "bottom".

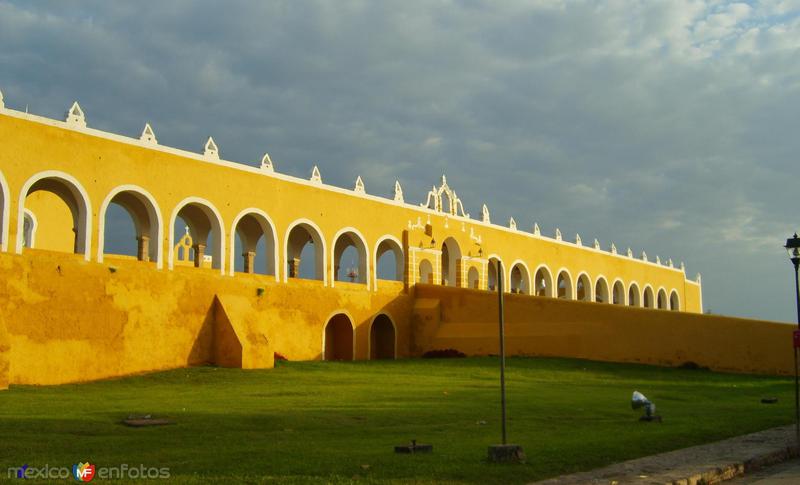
[{"left": 0, "top": 357, "right": 794, "bottom": 484}]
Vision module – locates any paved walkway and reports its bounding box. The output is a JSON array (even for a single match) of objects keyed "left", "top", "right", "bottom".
[
  {"left": 727, "top": 458, "right": 800, "bottom": 484},
  {"left": 532, "top": 425, "right": 798, "bottom": 485}
]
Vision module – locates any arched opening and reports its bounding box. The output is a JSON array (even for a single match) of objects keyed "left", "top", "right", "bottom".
[
  {"left": 487, "top": 256, "right": 501, "bottom": 291},
  {"left": 467, "top": 266, "right": 480, "bottom": 289},
  {"left": 534, "top": 266, "right": 553, "bottom": 297},
  {"left": 19, "top": 174, "right": 90, "bottom": 257},
  {"left": 370, "top": 314, "right": 396, "bottom": 360},
  {"left": 441, "top": 237, "right": 462, "bottom": 287},
  {"left": 285, "top": 220, "right": 325, "bottom": 281},
  {"left": 418, "top": 258, "right": 433, "bottom": 284},
  {"left": 232, "top": 210, "right": 277, "bottom": 277},
  {"left": 0, "top": 170, "right": 8, "bottom": 252},
  {"left": 595, "top": 277, "right": 610, "bottom": 303},
  {"left": 576, "top": 273, "right": 592, "bottom": 301},
  {"left": 324, "top": 313, "right": 354, "bottom": 361},
  {"left": 22, "top": 210, "right": 37, "bottom": 249},
  {"left": 557, "top": 270, "right": 573, "bottom": 299},
  {"left": 171, "top": 199, "right": 224, "bottom": 271},
  {"left": 643, "top": 286, "right": 655, "bottom": 308},
  {"left": 670, "top": 290, "right": 680, "bottom": 311},
  {"left": 628, "top": 283, "right": 641, "bottom": 307},
  {"left": 332, "top": 229, "right": 368, "bottom": 286},
  {"left": 510, "top": 262, "right": 530, "bottom": 294},
  {"left": 612, "top": 280, "right": 625, "bottom": 305},
  {"left": 100, "top": 187, "right": 161, "bottom": 265},
  {"left": 375, "top": 237, "right": 403, "bottom": 284},
  {"left": 657, "top": 288, "right": 668, "bottom": 310}
]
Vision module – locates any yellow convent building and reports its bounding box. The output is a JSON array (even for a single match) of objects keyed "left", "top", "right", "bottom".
[{"left": 0, "top": 92, "right": 792, "bottom": 388}]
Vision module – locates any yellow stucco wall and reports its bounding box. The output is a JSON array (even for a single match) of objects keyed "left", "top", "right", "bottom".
[
  {"left": 414, "top": 285, "right": 794, "bottom": 375},
  {"left": 0, "top": 251, "right": 412, "bottom": 385}
]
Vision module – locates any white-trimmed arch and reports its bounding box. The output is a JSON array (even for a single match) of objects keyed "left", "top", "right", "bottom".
[
  {"left": 669, "top": 289, "right": 681, "bottom": 311},
  {"left": 22, "top": 209, "right": 38, "bottom": 248},
  {"left": 228, "top": 207, "right": 280, "bottom": 281},
  {"left": 168, "top": 196, "right": 225, "bottom": 274},
  {"left": 330, "top": 226, "right": 370, "bottom": 288},
  {"left": 97, "top": 184, "right": 164, "bottom": 268},
  {"left": 612, "top": 278, "right": 626, "bottom": 305},
  {"left": 0, "top": 169, "right": 9, "bottom": 252},
  {"left": 373, "top": 234, "right": 403, "bottom": 290},
  {"left": 657, "top": 286, "right": 668, "bottom": 310},
  {"left": 487, "top": 253, "right": 504, "bottom": 292},
  {"left": 284, "top": 217, "right": 327, "bottom": 285},
  {"left": 594, "top": 275, "right": 610, "bottom": 303},
  {"left": 576, "top": 271, "right": 593, "bottom": 302},
  {"left": 628, "top": 281, "right": 642, "bottom": 307},
  {"left": 322, "top": 309, "right": 356, "bottom": 361},
  {"left": 556, "top": 267, "right": 574, "bottom": 299},
  {"left": 368, "top": 312, "right": 398, "bottom": 360},
  {"left": 642, "top": 284, "right": 655, "bottom": 308},
  {"left": 16, "top": 170, "right": 92, "bottom": 260},
  {"left": 508, "top": 259, "right": 531, "bottom": 295},
  {"left": 533, "top": 263, "right": 554, "bottom": 297}
]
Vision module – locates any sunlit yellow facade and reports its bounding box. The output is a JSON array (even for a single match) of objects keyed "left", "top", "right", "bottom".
[{"left": 2, "top": 94, "right": 784, "bottom": 389}]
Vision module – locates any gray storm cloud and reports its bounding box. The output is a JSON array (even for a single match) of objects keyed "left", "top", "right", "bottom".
[{"left": 1, "top": 0, "right": 798, "bottom": 321}]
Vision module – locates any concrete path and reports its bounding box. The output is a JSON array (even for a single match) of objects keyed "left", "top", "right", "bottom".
[
  {"left": 728, "top": 458, "right": 800, "bottom": 484},
  {"left": 532, "top": 425, "right": 798, "bottom": 485}
]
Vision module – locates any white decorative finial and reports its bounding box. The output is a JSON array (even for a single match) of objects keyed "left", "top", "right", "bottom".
[
  {"left": 534, "top": 223, "right": 541, "bottom": 236},
  {"left": 204, "top": 137, "right": 219, "bottom": 159},
  {"left": 0, "top": 89, "right": 4, "bottom": 109},
  {"left": 610, "top": 243, "right": 617, "bottom": 255},
  {"left": 668, "top": 258, "right": 673, "bottom": 268},
  {"left": 655, "top": 255, "right": 661, "bottom": 265},
  {"left": 555, "top": 228, "right": 562, "bottom": 241},
  {"left": 696, "top": 273, "right": 702, "bottom": 284},
  {"left": 441, "top": 174, "right": 447, "bottom": 186},
  {"left": 575, "top": 234, "right": 582, "bottom": 246},
  {"left": 140, "top": 123, "right": 157, "bottom": 144},
  {"left": 482, "top": 204, "right": 491, "bottom": 224},
  {"left": 593, "top": 238, "right": 600, "bottom": 250},
  {"left": 184, "top": 226, "right": 190, "bottom": 236},
  {"left": 354, "top": 176, "right": 365, "bottom": 194},
  {"left": 641, "top": 251, "right": 648, "bottom": 261},
  {"left": 627, "top": 247, "right": 633, "bottom": 257},
  {"left": 66, "top": 101, "right": 86, "bottom": 127},
  {"left": 260, "top": 153, "right": 274, "bottom": 172},
  {"left": 509, "top": 217, "right": 517, "bottom": 230},
  {"left": 394, "top": 180, "right": 404, "bottom": 202},
  {"left": 310, "top": 165, "right": 322, "bottom": 183},
  {"left": 680, "top": 261, "right": 686, "bottom": 272}
]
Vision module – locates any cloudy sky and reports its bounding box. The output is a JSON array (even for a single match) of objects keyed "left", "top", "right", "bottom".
[{"left": 1, "top": 0, "right": 798, "bottom": 321}]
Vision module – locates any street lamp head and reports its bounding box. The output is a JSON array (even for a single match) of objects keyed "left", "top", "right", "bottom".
[{"left": 786, "top": 233, "right": 800, "bottom": 265}]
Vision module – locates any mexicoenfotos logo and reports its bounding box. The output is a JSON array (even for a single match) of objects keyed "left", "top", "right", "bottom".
[
  {"left": 72, "top": 462, "right": 95, "bottom": 482},
  {"left": 8, "top": 462, "right": 169, "bottom": 480}
]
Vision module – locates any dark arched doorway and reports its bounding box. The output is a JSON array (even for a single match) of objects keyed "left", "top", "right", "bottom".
[
  {"left": 370, "top": 314, "right": 396, "bottom": 360},
  {"left": 324, "top": 313, "right": 354, "bottom": 361}
]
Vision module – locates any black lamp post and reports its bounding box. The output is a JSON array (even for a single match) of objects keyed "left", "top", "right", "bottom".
[{"left": 784, "top": 232, "right": 800, "bottom": 446}]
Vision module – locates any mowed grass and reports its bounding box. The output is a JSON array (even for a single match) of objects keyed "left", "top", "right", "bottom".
[{"left": 0, "top": 357, "right": 794, "bottom": 484}]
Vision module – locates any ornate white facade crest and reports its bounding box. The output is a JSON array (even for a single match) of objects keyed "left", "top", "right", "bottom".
[{"left": 421, "top": 175, "right": 469, "bottom": 218}]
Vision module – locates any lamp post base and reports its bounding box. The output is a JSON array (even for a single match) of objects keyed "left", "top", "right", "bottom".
[{"left": 488, "top": 444, "right": 525, "bottom": 463}]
